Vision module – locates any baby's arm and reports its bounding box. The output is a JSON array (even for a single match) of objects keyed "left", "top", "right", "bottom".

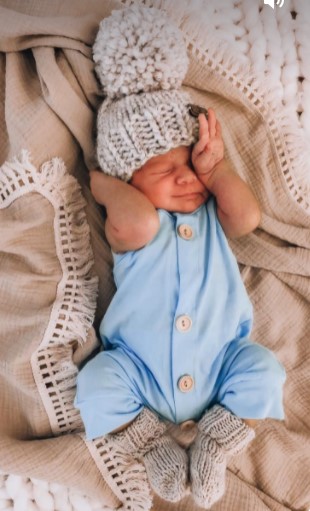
[
  {"left": 192, "top": 110, "right": 261, "bottom": 238},
  {"left": 90, "top": 170, "right": 159, "bottom": 253}
]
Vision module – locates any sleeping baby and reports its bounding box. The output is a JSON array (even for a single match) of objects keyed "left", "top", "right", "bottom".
[{"left": 75, "top": 5, "right": 286, "bottom": 509}]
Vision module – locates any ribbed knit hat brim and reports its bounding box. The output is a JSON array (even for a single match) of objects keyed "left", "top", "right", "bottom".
[{"left": 96, "top": 89, "right": 199, "bottom": 181}]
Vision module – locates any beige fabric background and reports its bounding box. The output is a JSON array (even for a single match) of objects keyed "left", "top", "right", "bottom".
[{"left": 0, "top": 1, "right": 309, "bottom": 510}]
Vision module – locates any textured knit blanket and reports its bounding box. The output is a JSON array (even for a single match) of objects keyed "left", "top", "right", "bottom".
[{"left": 0, "top": 1, "right": 310, "bottom": 511}]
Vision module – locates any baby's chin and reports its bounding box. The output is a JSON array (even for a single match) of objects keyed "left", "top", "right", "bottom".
[
  {"left": 175, "top": 204, "right": 204, "bottom": 213},
  {"left": 163, "top": 195, "right": 207, "bottom": 214}
]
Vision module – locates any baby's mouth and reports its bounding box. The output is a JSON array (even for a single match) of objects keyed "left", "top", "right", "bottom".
[
  {"left": 175, "top": 191, "right": 202, "bottom": 197},
  {"left": 176, "top": 191, "right": 207, "bottom": 200}
]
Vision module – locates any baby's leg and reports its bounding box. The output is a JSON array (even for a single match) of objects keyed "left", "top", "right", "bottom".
[
  {"left": 190, "top": 338, "right": 285, "bottom": 508},
  {"left": 75, "top": 349, "right": 188, "bottom": 502}
]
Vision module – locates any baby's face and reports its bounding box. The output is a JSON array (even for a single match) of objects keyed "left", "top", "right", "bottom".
[{"left": 130, "top": 146, "right": 209, "bottom": 213}]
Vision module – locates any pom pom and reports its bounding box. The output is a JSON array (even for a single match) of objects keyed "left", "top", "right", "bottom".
[{"left": 93, "top": 5, "right": 189, "bottom": 99}]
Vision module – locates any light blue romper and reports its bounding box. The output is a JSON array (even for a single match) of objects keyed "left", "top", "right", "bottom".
[{"left": 75, "top": 198, "right": 286, "bottom": 440}]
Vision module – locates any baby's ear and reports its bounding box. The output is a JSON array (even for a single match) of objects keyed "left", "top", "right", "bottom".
[{"left": 129, "top": 168, "right": 143, "bottom": 188}]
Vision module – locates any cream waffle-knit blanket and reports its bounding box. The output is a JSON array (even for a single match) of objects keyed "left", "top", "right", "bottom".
[{"left": 0, "top": 1, "right": 310, "bottom": 511}]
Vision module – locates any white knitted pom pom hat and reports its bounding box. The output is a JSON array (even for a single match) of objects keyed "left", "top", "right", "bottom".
[{"left": 93, "top": 5, "right": 201, "bottom": 181}]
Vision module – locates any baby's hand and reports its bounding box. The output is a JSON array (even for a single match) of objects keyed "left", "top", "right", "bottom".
[{"left": 191, "top": 108, "right": 224, "bottom": 178}]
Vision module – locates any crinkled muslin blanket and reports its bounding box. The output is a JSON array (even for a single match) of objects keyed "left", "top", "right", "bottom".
[{"left": 0, "top": 1, "right": 310, "bottom": 511}]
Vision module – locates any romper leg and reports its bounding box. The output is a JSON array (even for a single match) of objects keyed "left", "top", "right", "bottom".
[
  {"left": 214, "top": 338, "right": 286, "bottom": 420},
  {"left": 75, "top": 349, "right": 144, "bottom": 439}
]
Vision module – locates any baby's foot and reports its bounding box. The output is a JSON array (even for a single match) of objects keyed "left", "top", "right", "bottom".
[
  {"left": 109, "top": 409, "right": 188, "bottom": 502},
  {"left": 190, "top": 405, "right": 255, "bottom": 508},
  {"left": 190, "top": 433, "right": 226, "bottom": 508},
  {"left": 198, "top": 405, "right": 256, "bottom": 456},
  {"left": 144, "top": 434, "right": 188, "bottom": 502}
]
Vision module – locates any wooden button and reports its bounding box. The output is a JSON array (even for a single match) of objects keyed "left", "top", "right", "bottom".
[
  {"left": 175, "top": 315, "right": 192, "bottom": 332},
  {"left": 177, "top": 224, "right": 194, "bottom": 240},
  {"left": 178, "top": 375, "right": 194, "bottom": 393}
]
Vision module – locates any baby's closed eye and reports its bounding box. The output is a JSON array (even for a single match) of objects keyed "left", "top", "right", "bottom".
[{"left": 152, "top": 167, "right": 173, "bottom": 176}]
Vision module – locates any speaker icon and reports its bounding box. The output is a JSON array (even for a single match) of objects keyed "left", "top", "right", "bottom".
[{"left": 264, "top": 0, "right": 285, "bottom": 8}]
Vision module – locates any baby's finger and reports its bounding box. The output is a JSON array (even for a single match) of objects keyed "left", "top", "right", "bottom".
[
  {"left": 198, "top": 113, "right": 209, "bottom": 141},
  {"left": 192, "top": 133, "right": 209, "bottom": 157},
  {"left": 208, "top": 108, "right": 216, "bottom": 139},
  {"left": 215, "top": 119, "right": 222, "bottom": 138},
  {"left": 192, "top": 114, "right": 209, "bottom": 155}
]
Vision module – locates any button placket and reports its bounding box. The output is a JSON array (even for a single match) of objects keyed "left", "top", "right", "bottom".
[{"left": 173, "top": 214, "right": 198, "bottom": 413}]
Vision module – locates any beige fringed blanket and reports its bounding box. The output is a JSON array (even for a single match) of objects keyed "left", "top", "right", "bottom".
[{"left": 0, "top": 1, "right": 310, "bottom": 510}]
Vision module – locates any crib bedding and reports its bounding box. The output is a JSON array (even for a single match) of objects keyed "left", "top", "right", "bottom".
[{"left": 0, "top": 1, "right": 310, "bottom": 511}]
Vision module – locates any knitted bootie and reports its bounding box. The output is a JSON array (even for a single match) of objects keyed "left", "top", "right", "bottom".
[
  {"left": 143, "top": 432, "right": 189, "bottom": 502},
  {"left": 190, "top": 405, "right": 255, "bottom": 509},
  {"left": 109, "top": 408, "right": 188, "bottom": 502}
]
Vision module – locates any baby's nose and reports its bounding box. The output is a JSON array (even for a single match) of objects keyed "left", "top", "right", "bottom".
[{"left": 175, "top": 166, "right": 197, "bottom": 184}]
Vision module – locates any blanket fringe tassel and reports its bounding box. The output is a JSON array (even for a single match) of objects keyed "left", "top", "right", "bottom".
[
  {"left": 1, "top": 151, "right": 153, "bottom": 510},
  {"left": 85, "top": 434, "right": 153, "bottom": 511},
  {"left": 0, "top": 151, "right": 98, "bottom": 437}
]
